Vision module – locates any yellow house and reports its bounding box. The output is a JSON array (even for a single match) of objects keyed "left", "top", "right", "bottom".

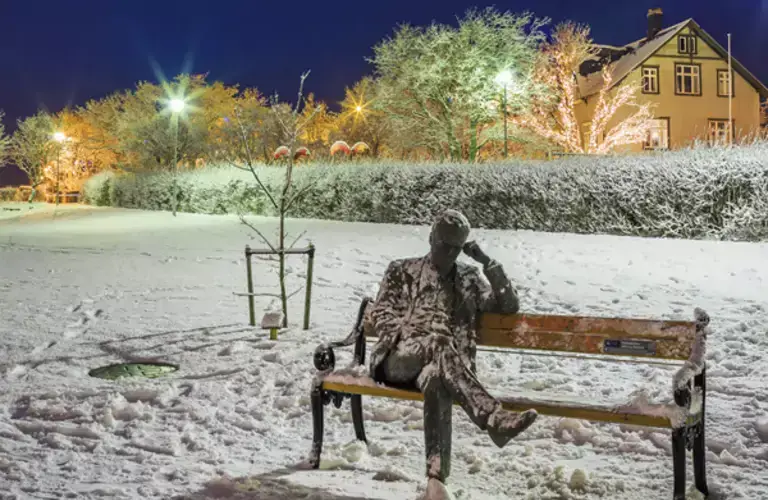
[{"left": 576, "top": 8, "right": 768, "bottom": 151}]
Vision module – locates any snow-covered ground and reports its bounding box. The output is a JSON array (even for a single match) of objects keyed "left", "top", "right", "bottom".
[{"left": 1, "top": 203, "right": 767, "bottom": 500}]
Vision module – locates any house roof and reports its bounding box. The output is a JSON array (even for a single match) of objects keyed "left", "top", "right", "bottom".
[{"left": 577, "top": 19, "right": 768, "bottom": 99}]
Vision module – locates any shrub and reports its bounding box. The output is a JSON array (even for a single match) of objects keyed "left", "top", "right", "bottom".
[
  {"left": 0, "top": 185, "right": 46, "bottom": 202},
  {"left": 82, "top": 171, "right": 116, "bottom": 206},
  {"left": 0, "top": 187, "right": 16, "bottom": 202},
  {"left": 82, "top": 143, "right": 768, "bottom": 241}
]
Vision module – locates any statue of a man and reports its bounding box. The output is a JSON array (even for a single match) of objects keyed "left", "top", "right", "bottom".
[{"left": 368, "top": 209, "right": 538, "bottom": 485}]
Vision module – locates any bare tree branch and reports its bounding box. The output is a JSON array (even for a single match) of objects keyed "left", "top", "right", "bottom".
[{"left": 239, "top": 214, "right": 277, "bottom": 253}]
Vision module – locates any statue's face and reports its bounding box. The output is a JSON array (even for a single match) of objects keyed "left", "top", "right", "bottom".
[{"left": 429, "top": 228, "right": 466, "bottom": 274}]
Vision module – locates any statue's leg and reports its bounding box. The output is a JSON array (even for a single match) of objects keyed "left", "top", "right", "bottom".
[
  {"left": 426, "top": 335, "right": 537, "bottom": 447},
  {"left": 418, "top": 364, "right": 453, "bottom": 483}
]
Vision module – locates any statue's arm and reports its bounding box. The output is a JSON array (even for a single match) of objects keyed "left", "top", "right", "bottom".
[
  {"left": 475, "top": 260, "right": 520, "bottom": 314},
  {"left": 368, "top": 261, "right": 406, "bottom": 377},
  {"left": 370, "top": 260, "right": 404, "bottom": 336}
]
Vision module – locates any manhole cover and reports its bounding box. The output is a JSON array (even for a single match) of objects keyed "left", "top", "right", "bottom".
[{"left": 88, "top": 362, "right": 179, "bottom": 380}]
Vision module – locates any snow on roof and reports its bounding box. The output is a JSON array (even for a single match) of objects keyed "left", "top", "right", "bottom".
[{"left": 578, "top": 19, "right": 691, "bottom": 98}]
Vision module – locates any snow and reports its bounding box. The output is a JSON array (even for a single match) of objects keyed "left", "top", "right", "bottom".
[{"left": 1, "top": 203, "right": 768, "bottom": 499}]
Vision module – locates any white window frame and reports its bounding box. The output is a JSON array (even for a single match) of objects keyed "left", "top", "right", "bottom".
[
  {"left": 676, "top": 64, "right": 701, "bottom": 95},
  {"left": 717, "top": 69, "right": 733, "bottom": 97},
  {"left": 644, "top": 118, "right": 670, "bottom": 150},
  {"left": 678, "top": 35, "right": 697, "bottom": 54},
  {"left": 642, "top": 66, "right": 659, "bottom": 93},
  {"left": 708, "top": 119, "right": 732, "bottom": 146}
]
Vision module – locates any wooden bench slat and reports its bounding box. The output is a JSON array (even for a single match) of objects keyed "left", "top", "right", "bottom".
[
  {"left": 363, "top": 311, "right": 696, "bottom": 360},
  {"left": 322, "top": 374, "right": 682, "bottom": 429}
]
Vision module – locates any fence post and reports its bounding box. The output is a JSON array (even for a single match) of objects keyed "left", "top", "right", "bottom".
[
  {"left": 245, "top": 245, "right": 255, "bottom": 326},
  {"left": 303, "top": 243, "right": 315, "bottom": 330}
]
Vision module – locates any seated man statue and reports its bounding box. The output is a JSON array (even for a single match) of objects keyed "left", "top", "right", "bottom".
[{"left": 368, "top": 209, "right": 538, "bottom": 487}]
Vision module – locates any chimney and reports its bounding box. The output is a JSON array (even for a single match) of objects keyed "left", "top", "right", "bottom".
[{"left": 647, "top": 8, "right": 663, "bottom": 40}]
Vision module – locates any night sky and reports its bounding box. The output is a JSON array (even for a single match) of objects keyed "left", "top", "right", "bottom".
[{"left": 1, "top": 0, "right": 767, "bottom": 184}]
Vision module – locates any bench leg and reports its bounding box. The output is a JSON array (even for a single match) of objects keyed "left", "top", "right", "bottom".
[
  {"left": 693, "top": 370, "right": 709, "bottom": 497},
  {"left": 672, "top": 427, "right": 687, "bottom": 499},
  {"left": 308, "top": 382, "right": 325, "bottom": 469},
  {"left": 351, "top": 395, "right": 367, "bottom": 443}
]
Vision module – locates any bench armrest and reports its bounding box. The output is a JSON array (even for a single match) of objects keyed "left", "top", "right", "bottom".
[
  {"left": 313, "top": 297, "right": 372, "bottom": 372},
  {"left": 673, "top": 308, "right": 709, "bottom": 408}
]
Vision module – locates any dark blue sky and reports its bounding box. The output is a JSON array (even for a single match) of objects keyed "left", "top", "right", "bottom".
[{"left": 1, "top": 0, "right": 767, "bottom": 184}]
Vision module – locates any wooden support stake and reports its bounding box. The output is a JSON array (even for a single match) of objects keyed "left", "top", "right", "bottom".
[
  {"left": 303, "top": 243, "right": 315, "bottom": 331},
  {"left": 245, "top": 245, "right": 255, "bottom": 327}
]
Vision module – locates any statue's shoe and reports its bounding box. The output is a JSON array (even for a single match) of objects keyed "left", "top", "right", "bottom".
[{"left": 487, "top": 408, "right": 538, "bottom": 448}]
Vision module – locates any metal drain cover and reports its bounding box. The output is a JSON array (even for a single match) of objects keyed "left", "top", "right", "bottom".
[{"left": 88, "top": 362, "right": 179, "bottom": 380}]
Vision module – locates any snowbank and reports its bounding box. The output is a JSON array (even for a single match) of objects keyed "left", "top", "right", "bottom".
[{"left": 1, "top": 206, "right": 767, "bottom": 499}]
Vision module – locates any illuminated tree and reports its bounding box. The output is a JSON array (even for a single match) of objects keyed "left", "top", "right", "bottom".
[
  {"left": 371, "top": 8, "right": 547, "bottom": 162},
  {"left": 10, "top": 112, "right": 57, "bottom": 201},
  {"left": 337, "top": 77, "right": 390, "bottom": 157},
  {"left": 49, "top": 109, "right": 117, "bottom": 191},
  {"left": 0, "top": 111, "right": 9, "bottom": 169},
  {"left": 516, "top": 22, "right": 653, "bottom": 154},
  {"left": 299, "top": 93, "right": 335, "bottom": 156}
]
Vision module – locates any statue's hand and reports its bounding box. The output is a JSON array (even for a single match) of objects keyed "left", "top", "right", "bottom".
[{"left": 463, "top": 240, "right": 491, "bottom": 267}]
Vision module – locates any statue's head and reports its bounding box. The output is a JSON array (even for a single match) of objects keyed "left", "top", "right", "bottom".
[{"left": 429, "top": 209, "right": 470, "bottom": 275}]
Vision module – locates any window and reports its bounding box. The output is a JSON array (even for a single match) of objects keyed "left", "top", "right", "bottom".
[
  {"left": 677, "top": 35, "right": 697, "bottom": 54},
  {"left": 642, "top": 66, "right": 659, "bottom": 94},
  {"left": 675, "top": 64, "right": 701, "bottom": 95},
  {"left": 644, "top": 118, "right": 670, "bottom": 150},
  {"left": 708, "top": 119, "right": 733, "bottom": 145},
  {"left": 717, "top": 69, "right": 733, "bottom": 97}
]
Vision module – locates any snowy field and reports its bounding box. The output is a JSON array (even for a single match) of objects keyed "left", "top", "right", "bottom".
[{"left": 1, "top": 203, "right": 767, "bottom": 500}]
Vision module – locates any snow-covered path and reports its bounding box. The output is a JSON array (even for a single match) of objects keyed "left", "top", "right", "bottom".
[{"left": 1, "top": 204, "right": 767, "bottom": 499}]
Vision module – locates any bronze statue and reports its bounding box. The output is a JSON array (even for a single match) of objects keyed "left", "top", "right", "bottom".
[{"left": 368, "top": 209, "right": 538, "bottom": 486}]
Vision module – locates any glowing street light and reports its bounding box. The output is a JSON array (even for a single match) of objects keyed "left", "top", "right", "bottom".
[
  {"left": 167, "top": 97, "right": 186, "bottom": 216},
  {"left": 53, "top": 131, "right": 67, "bottom": 143},
  {"left": 169, "top": 98, "right": 186, "bottom": 113},
  {"left": 495, "top": 70, "right": 515, "bottom": 159},
  {"left": 355, "top": 105, "right": 363, "bottom": 113}
]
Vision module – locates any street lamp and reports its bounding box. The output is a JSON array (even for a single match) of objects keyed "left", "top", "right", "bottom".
[
  {"left": 53, "top": 132, "right": 67, "bottom": 205},
  {"left": 167, "top": 97, "right": 186, "bottom": 216},
  {"left": 355, "top": 105, "right": 362, "bottom": 113},
  {"left": 169, "top": 98, "right": 186, "bottom": 114},
  {"left": 495, "top": 70, "right": 514, "bottom": 159}
]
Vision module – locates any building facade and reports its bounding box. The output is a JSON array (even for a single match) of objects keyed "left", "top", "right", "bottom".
[{"left": 576, "top": 9, "right": 768, "bottom": 152}]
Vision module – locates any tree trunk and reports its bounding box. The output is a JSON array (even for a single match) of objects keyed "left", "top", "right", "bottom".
[{"left": 468, "top": 118, "right": 479, "bottom": 163}]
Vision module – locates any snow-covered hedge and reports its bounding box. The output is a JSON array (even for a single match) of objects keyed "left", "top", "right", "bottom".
[{"left": 83, "top": 143, "right": 768, "bottom": 241}]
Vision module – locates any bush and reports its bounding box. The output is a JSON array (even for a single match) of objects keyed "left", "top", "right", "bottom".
[
  {"left": 82, "top": 171, "right": 117, "bottom": 206},
  {"left": 0, "top": 187, "right": 16, "bottom": 202},
  {"left": 82, "top": 144, "right": 768, "bottom": 241},
  {"left": 0, "top": 185, "right": 47, "bottom": 202}
]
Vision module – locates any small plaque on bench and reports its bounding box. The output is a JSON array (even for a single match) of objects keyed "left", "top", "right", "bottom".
[{"left": 603, "top": 339, "right": 657, "bottom": 356}]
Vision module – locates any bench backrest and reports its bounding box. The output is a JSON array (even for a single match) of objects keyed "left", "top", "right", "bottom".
[{"left": 363, "top": 307, "right": 696, "bottom": 361}]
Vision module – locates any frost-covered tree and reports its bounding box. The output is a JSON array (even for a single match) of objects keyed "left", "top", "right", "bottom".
[
  {"left": 11, "top": 112, "right": 57, "bottom": 202},
  {"left": 0, "top": 111, "right": 10, "bottom": 169},
  {"left": 208, "top": 87, "right": 271, "bottom": 164},
  {"left": 516, "top": 22, "right": 654, "bottom": 154},
  {"left": 336, "top": 77, "right": 390, "bottom": 157},
  {"left": 371, "top": 8, "right": 548, "bottom": 162}
]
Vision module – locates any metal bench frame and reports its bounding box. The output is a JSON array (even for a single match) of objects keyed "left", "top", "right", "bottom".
[{"left": 308, "top": 297, "right": 710, "bottom": 499}]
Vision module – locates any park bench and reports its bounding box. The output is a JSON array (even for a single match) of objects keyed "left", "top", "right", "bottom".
[{"left": 308, "top": 297, "right": 710, "bottom": 499}]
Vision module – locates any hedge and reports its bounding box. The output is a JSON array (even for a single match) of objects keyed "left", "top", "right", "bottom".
[{"left": 82, "top": 143, "right": 768, "bottom": 241}]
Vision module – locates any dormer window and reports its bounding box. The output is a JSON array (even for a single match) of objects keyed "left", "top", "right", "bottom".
[{"left": 678, "top": 35, "right": 697, "bottom": 54}]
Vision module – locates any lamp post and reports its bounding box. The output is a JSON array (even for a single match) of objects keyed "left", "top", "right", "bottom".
[
  {"left": 168, "top": 98, "right": 185, "bottom": 216},
  {"left": 53, "top": 132, "right": 67, "bottom": 205},
  {"left": 495, "top": 70, "right": 514, "bottom": 159}
]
